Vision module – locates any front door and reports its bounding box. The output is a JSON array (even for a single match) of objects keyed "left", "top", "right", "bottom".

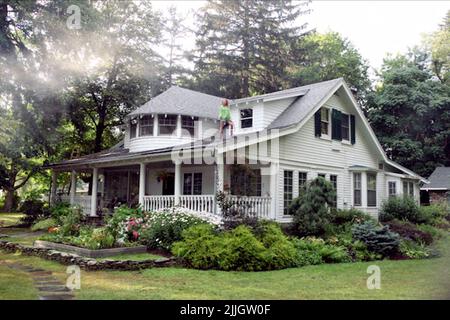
[{"left": 162, "top": 173, "right": 175, "bottom": 195}]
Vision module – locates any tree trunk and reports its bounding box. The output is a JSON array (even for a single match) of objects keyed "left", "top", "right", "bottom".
[{"left": 3, "top": 188, "right": 16, "bottom": 212}]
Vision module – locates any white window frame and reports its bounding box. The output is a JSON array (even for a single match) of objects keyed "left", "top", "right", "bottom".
[
  {"left": 353, "top": 172, "right": 362, "bottom": 206},
  {"left": 388, "top": 181, "right": 397, "bottom": 198},
  {"left": 320, "top": 107, "right": 331, "bottom": 138},
  {"left": 341, "top": 113, "right": 350, "bottom": 142},
  {"left": 240, "top": 108, "right": 253, "bottom": 129}
]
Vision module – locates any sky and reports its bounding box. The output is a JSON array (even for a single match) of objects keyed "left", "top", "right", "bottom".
[{"left": 151, "top": 0, "right": 449, "bottom": 73}]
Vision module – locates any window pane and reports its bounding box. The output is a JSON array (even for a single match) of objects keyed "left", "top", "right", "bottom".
[
  {"left": 409, "top": 182, "right": 414, "bottom": 197},
  {"left": 193, "top": 173, "right": 202, "bottom": 195},
  {"left": 367, "top": 174, "right": 377, "bottom": 207},
  {"left": 299, "top": 172, "right": 307, "bottom": 193},
  {"left": 341, "top": 114, "right": 350, "bottom": 141},
  {"left": 240, "top": 109, "right": 253, "bottom": 129},
  {"left": 284, "top": 171, "right": 293, "bottom": 215},
  {"left": 130, "top": 121, "right": 137, "bottom": 139},
  {"left": 182, "top": 116, "right": 197, "bottom": 137},
  {"left": 388, "top": 181, "right": 396, "bottom": 197},
  {"left": 139, "top": 115, "right": 153, "bottom": 136},
  {"left": 354, "top": 173, "right": 361, "bottom": 206},
  {"left": 240, "top": 109, "right": 253, "bottom": 118},
  {"left": 321, "top": 108, "right": 328, "bottom": 120},
  {"left": 183, "top": 174, "right": 192, "bottom": 195},
  {"left": 159, "top": 115, "right": 177, "bottom": 135},
  {"left": 230, "top": 168, "right": 260, "bottom": 196}
]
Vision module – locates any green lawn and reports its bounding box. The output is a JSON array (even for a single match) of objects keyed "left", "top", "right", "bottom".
[
  {"left": 0, "top": 212, "right": 24, "bottom": 227},
  {"left": 0, "top": 233, "right": 449, "bottom": 300}
]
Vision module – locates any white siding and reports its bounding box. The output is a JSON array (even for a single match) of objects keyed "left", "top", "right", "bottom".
[
  {"left": 262, "top": 98, "right": 295, "bottom": 127},
  {"left": 276, "top": 93, "right": 384, "bottom": 220}
]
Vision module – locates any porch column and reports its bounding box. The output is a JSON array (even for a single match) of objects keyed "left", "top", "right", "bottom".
[
  {"left": 216, "top": 154, "right": 224, "bottom": 192},
  {"left": 215, "top": 154, "right": 224, "bottom": 215},
  {"left": 90, "top": 168, "right": 98, "bottom": 217},
  {"left": 70, "top": 170, "right": 77, "bottom": 205},
  {"left": 50, "top": 170, "right": 58, "bottom": 204},
  {"left": 269, "top": 162, "right": 279, "bottom": 220},
  {"left": 174, "top": 161, "right": 181, "bottom": 205},
  {"left": 139, "top": 163, "right": 146, "bottom": 208}
]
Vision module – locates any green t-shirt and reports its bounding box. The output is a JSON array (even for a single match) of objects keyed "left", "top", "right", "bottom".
[{"left": 219, "top": 105, "right": 231, "bottom": 121}]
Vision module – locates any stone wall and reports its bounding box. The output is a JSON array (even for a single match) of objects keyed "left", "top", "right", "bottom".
[{"left": 0, "top": 240, "right": 182, "bottom": 271}]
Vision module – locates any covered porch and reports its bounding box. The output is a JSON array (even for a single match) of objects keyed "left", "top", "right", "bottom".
[{"left": 50, "top": 156, "right": 277, "bottom": 220}]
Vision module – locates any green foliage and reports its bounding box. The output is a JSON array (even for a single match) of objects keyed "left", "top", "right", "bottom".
[
  {"left": 105, "top": 206, "right": 143, "bottom": 240},
  {"left": 332, "top": 208, "right": 373, "bottom": 224},
  {"left": 188, "top": 0, "right": 307, "bottom": 98},
  {"left": 399, "top": 240, "right": 431, "bottom": 260},
  {"left": 18, "top": 199, "right": 49, "bottom": 226},
  {"left": 383, "top": 219, "right": 433, "bottom": 245},
  {"left": 419, "top": 204, "right": 450, "bottom": 226},
  {"left": 352, "top": 221, "right": 401, "bottom": 257},
  {"left": 58, "top": 207, "right": 83, "bottom": 237},
  {"left": 287, "top": 31, "right": 370, "bottom": 103},
  {"left": 40, "top": 226, "right": 116, "bottom": 250},
  {"left": 292, "top": 237, "right": 351, "bottom": 265},
  {"left": 173, "top": 223, "right": 300, "bottom": 271},
  {"left": 139, "top": 209, "right": 206, "bottom": 250},
  {"left": 379, "top": 197, "right": 421, "bottom": 223},
  {"left": 367, "top": 48, "right": 450, "bottom": 177},
  {"left": 31, "top": 218, "right": 59, "bottom": 232},
  {"left": 416, "top": 223, "right": 445, "bottom": 240},
  {"left": 289, "top": 177, "right": 336, "bottom": 236},
  {"left": 49, "top": 202, "right": 72, "bottom": 223},
  {"left": 216, "top": 191, "right": 259, "bottom": 230}
]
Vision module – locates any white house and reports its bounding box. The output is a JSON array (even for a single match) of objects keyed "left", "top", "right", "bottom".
[{"left": 47, "top": 78, "right": 427, "bottom": 221}]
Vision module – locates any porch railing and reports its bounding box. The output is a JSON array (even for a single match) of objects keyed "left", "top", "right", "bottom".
[
  {"left": 228, "top": 195, "right": 272, "bottom": 219},
  {"left": 58, "top": 194, "right": 92, "bottom": 215},
  {"left": 143, "top": 195, "right": 175, "bottom": 212},
  {"left": 180, "top": 195, "right": 215, "bottom": 214}
]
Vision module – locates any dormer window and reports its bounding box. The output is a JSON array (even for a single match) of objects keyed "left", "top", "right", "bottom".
[
  {"left": 159, "top": 114, "right": 177, "bottom": 135},
  {"left": 341, "top": 113, "right": 350, "bottom": 141},
  {"left": 139, "top": 115, "right": 153, "bottom": 136},
  {"left": 182, "top": 116, "right": 197, "bottom": 137},
  {"left": 320, "top": 108, "right": 330, "bottom": 136},
  {"left": 240, "top": 108, "right": 253, "bottom": 129}
]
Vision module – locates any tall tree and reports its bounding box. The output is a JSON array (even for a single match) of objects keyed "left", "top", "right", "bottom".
[
  {"left": 424, "top": 10, "right": 449, "bottom": 84},
  {"left": 367, "top": 53, "right": 450, "bottom": 177},
  {"left": 161, "top": 6, "right": 190, "bottom": 87},
  {"left": 188, "top": 0, "right": 309, "bottom": 98},
  {"left": 287, "top": 32, "right": 371, "bottom": 104},
  {"left": 63, "top": 1, "right": 164, "bottom": 154}
]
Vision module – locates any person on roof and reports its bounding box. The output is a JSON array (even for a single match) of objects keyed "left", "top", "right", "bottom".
[{"left": 219, "top": 99, "right": 233, "bottom": 138}]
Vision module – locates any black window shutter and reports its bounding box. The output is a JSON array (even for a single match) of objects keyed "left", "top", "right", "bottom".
[
  {"left": 314, "top": 110, "right": 321, "bottom": 137},
  {"left": 331, "top": 109, "right": 342, "bottom": 141},
  {"left": 350, "top": 115, "right": 356, "bottom": 144}
]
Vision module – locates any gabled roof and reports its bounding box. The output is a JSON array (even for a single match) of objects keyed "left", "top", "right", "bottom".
[
  {"left": 267, "top": 78, "right": 343, "bottom": 129},
  {"left": 421, "top": 167, "right": 450, "bottom": 190},
  {"left": 128, "top": 86, "right": 224, "bottom": 120}
]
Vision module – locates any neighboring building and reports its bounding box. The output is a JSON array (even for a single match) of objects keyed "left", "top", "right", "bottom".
[
  {"left": 47, "top": 78, "right": 427, "bottom": 221},
  {"left": 421, "top": 167, "right": 450, "bottom": 205}
]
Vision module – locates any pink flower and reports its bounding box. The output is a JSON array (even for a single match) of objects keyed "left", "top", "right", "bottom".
[{"left": 132, "top": 230, "right": 139, "bottom": 240}]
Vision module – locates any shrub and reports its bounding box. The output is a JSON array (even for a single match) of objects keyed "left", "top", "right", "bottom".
[
  {"left": 383, "top": 219, "right": 433, "bottom": 245},
  {"left": 58, "top": 207, "right": 83, "bottom": 236},
  {"left": 49, "top": 202, "right": 73, "bottom": 223},
  {"left": 399, "top": 240, "right": 431, "bottom": 259},
  {"left": 332, "top": 208, "right": 373, "bottom": 224},
  {"left": 105, "top": 206, "right": 144, "bottom": 241},
  {"left": 216, "top": 191, "right": 258, "bottom": 230},
  {"left": 31, "top": 218, "right": 59, "bottom": 232},
  {"left": 173, "top": 223, "right": 300, "bottom": 271},
  {"left": 139, "top": 208, "right": 208, "bottom": 250},
  {"left": 419, "top": 204, "right": 449, "bottom": 226},
  {"left": 254, "top": 221, "right": 299, "bottom": 269},
  {"left": 172, "top": 224, "right": 223, "bottom": 270},
  {"left": 18, "top": 199, "right": 49, "bottom": 226},
  {"left": 292, "top": 237, "right": 351, "bottom": 265},
  {"left": 352, "top": 221, "right": 400, "bottom": 257},
  {"left": 289, "top": 177, "right": 336, "bottom": 236},
  {"left": 379, "top": 197, "right": 420, "bottom": 223},
  {"left": 82, "top": 227, "right": 115, "bottom": 250},
  {"left": 416, "top": 224, "right": 445, "bottom": 240}
]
